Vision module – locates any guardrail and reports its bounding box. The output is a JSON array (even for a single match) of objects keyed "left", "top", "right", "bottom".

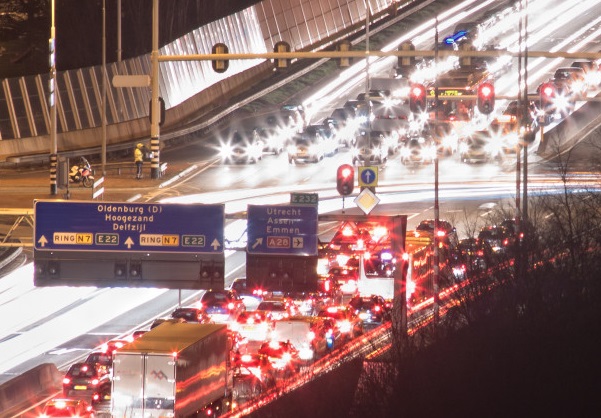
[{"left": 0, "top": 208, "right": 34, "bottom": 247}]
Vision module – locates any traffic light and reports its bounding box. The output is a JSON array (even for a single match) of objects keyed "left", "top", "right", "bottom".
[
  {"left": 337, "top": 39, "right": 352, "bottom": 68},
  {"left": 477, "top": 82, "right": 495, "bottom": 114},
  {"left": 211, "top": 43, "right": 229, "bottom": 73},
  {"left": 273, "top": 41, "right": 291, "bottom": 70},
  {"left": 409, "top": 83, "right": 427, "bottom": 113},
  {"left": 539, "top": 82, "right": 556, "bottom": 113},
  {"left": 336, "top": 164, "right": 354, "bottom": 196}
]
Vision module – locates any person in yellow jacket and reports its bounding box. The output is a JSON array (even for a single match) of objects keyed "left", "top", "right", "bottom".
[{"left": 134, "top": 143, "right": 144, "bottom": 179}]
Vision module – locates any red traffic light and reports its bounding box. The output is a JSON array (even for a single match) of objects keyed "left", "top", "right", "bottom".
[
  {"left": 539, "top": 82, "right": 556, "bottom": 113},
  {"left": 409, "top": 83, "right": 427, "bottom": 113},
  {"left": 477, "top": 82, "right": 495, "bottom": 114},
  {"left": 336, "top": 164, "right": 354, "bottom": 196}
]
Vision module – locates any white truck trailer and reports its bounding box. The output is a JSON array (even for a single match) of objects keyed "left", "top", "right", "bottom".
[{"left": 111, "top": 322, "right": 231, "bottom": 417}]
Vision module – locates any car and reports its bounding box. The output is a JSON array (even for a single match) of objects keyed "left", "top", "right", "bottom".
[
  {"left": 399, "top": 135, "right": 437, "bottom": 165},
  {"left": 130, "top": 330, "right": 148, "bottom": 339},
  {"left": 270, "top": 316, "right": 334, "bottom": 361},
  {"left": 356, "top": 89, "right": 389, "bottom": 103},
  {"left": 219, "top": 129, "right": 265, "bottom": 164},
  {"left": 150, "top": 317, "right": 186, "bottom": 329},
  {"left": 100, "top": 338, "right": 131, "bottom": 356},
  {"left": 415, "top": 219, "right": 459, "bottom": 249},
  {"left": 327, "top": 266, "right": 359, "bottom": 295},
  {"left": 459, "top": 130, "right": 495, "bottom": 163},
  {"left": 232, "top": 352, "right": 276, "bottom": 401},
  {"left": 280, "top": 103, "right": 307, "bottom": 128},
  {"left": 553, "top": 67, "right": 587, "bottom": 101},
  {"left": 170, "top": 307, "right": 211, "bottom": 323},
  {"left": 351, "top": 130, "right": 389, "bottom": 165},
  {"left": 570, "top": 60, "right": 601, "bottom": 87},
  {"left": 330, "top": 107, "right": 359, "bottom": 147},
  {"left": 450, "top": 238, "right": 494, "bottom": 279},
  {"left": 344, "top": 99, "right": 371, "bottom": 127},
  {"left": 84, "top": 351, "right": 113, "bottom": 374},
  {"left": 287, "top": 128, "right": 326, "bottom": 163},
  {"left": 317, "top": 305, "right": 364, "bottom": 339},
  {"left": 227, "top": 277, "right": 263, "bottom": 310},
  {"left": 231, "top": 311, "right": 271, "bottom": 346},
  {"left": 198, "top": 289, "right": 246, "bottom": 323},
  {"left": 330, "top": 107, "right": 355, "bottom": 126},
  {"left": 255, "top": 299, "right": 296, "bottom": 321},
  {"left": 252, "top": 126, "right": 285, "bottom": 156},
  {"left": 500, "top": 218, "right": 538, "bottom": 249},
  {"left": 478, "top": 225, "right": 515, "bottom": 253},
  {"left": 40, "top": 398, "right": 95, "bottom": 418},
  {"left": 62, "top": 362, "right": 111, "bottom": 398},
  {"left": 348, "top": 295, "right": 391, "bottom": 329},
  {"left": 258, "top": 340, "right": 303, "bottom": 376}
]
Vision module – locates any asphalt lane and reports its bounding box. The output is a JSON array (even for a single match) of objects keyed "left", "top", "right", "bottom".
[{"left": 0, "top": 159, "right": 197, "bottom": 210}]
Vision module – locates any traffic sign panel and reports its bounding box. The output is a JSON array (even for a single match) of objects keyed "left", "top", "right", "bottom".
[
  {"left": 247, "top": 204, "right": 318, "bottom": 255},
  {"left": 359, "top": 166, "right": 378, "bottom": 188},
  {"left": 34, "top": 200, "right": 224, "bottom": 253}
]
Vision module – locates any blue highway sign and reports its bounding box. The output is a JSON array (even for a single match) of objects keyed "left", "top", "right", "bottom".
[
  {"left": 247, "top": 204, "right": 318, "bottom": 256},
  {"left": 34, "top": 200, "right": 224, "bottom": 253}
]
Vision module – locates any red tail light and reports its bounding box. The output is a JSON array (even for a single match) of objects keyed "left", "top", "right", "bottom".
[
  {"left": 307, "top": 331, "right": 316, "bottom": 341},
  {"left": 374, "top": 305, "right": 381, "bottom": 312},
  {"left": 91, "top": 378, "right": 99, "bottom": 385},
  {"left": 228, "top": 302, "right": 235, "bottom": 310},
  {"left": 62, "top": 377, "right": 71, "bottom": 385},
  {"left": 92, "top": 393, "right": 100, "bottom": 401}
]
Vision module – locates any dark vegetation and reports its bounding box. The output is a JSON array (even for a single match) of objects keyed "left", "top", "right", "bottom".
[
  {"left": 0, "top": 0, "right": 258, "bottom": 77},
  {"left": 349, "top": 141, "right": 601, "bottom": 418}
]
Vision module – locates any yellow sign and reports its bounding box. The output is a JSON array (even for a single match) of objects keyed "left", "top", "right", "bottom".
[{"left": 53, "top": 232, "right": 93, "bottom": 245}]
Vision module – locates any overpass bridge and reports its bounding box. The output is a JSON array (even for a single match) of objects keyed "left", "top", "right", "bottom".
[{"left": 0, "top": 0, "right": 421, "bottom": 166}]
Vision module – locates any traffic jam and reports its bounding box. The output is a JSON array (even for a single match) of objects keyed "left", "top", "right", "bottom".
[
  {"left": 32, "top": 207, "right": 533, "bottom": 418},
  {"left": 32, "top": 3, "right": 601, "bottom": 417}
]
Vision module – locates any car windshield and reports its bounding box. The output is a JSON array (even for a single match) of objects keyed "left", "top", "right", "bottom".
[
  {"left": 68, "top": 364, "right": 96, "bottom": 377},
  {"left": 202, "top": 292, "right": 228, "bottom": 304}
]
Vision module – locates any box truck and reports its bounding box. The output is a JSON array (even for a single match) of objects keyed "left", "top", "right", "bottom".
[{"left": 111, "top": 322, "right": 231, "bottom": 417}]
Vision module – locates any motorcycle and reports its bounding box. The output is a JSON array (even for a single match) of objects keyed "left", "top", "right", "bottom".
[{"left": 69, "top": 157, "right": 95, "bottom": 188}]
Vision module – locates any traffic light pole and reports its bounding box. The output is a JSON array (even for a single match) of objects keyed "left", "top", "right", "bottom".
[
  {"left": 150, "top": 0, "right": 161, "bottom": 180},
  {"left": 432, "top": 17, "right": 440, "bottom": 322}
]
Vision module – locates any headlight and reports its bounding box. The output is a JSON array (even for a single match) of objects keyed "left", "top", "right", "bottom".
[
  {"left": 400, "top": 147, "right": 411, "bottom": 158},
  {"left": 422, "top": 145, "right": 437, "bottom": 160},
  {"left": 219, "top": 144, "right": 233, "bottom": 158}
]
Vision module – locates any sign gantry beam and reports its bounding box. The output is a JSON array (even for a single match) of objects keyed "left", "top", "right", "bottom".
[{"left": 158, "top": 50, "right": 601, "bottom": 62}]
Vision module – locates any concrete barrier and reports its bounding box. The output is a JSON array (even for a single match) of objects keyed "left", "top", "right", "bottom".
[{"left": 0, "top": 363, "right": 62, "bottom": 416}]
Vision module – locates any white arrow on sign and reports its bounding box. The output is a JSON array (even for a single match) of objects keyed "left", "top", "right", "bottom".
[
  {"left": 125, "top": 237, "right": 134, "bottom": 249},
  {"left": 37, "top": 235, "right": 48, "bottom": 247},
  {"left": 211, "top": 239, "right": 221, "bottom": 250},
  {"left": 252, "top": 238, "right": 263, "bottom": 249}
]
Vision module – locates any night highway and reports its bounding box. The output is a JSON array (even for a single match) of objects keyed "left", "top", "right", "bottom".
[{"left": 1, "top": 0, "right": 601, "bottom": 416}]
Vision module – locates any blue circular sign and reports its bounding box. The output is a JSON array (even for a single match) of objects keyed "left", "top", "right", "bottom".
[{"left": 359, "top": 167, "right": 377, "bottom": 187}]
